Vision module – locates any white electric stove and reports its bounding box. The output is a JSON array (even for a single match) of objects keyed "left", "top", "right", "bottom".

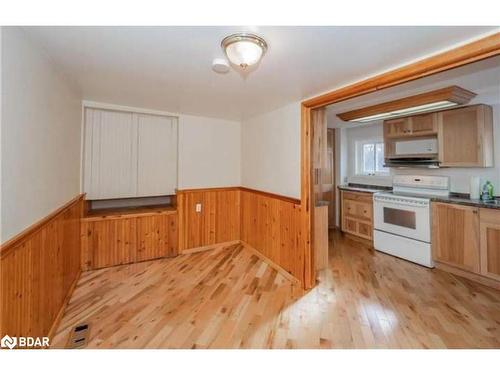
[{"left": 373, "top": 175, "right": 450, "bottom": 268}]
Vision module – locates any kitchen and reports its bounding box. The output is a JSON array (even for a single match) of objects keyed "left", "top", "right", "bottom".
[{"left": 317, "top": 54, "right": 500, "bottom": 290}]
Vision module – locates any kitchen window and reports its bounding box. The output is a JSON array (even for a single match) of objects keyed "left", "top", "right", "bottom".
[{"left": 356, "top": 140, "right": 389, "bottom": 176}]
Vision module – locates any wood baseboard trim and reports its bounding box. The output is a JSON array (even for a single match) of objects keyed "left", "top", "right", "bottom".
[
  {"left": 0, "top": 193, "right": 85, "bottom": 257},
  {"left": 47, "top": 269, "right": 82, "bottom": 341},
  {"left": 179, "top": 240, "right": 241, "bottom": 255},
  {"left": 435, "top": 261, "right": 500, "bottom": 290},
  {"left": 240, "top": 241, "right": 301, "bottom": 286}
]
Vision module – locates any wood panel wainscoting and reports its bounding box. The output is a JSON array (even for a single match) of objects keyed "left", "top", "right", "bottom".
[
  {"left": 177, "top": 187, "right": 303, "bottom": 283},
  {"left": 177, "top": 187, "right": 241, "bottom": 251},
  {"left": 81, "top": 207, "right": 178, "bottom": 271},
  {"left": 240, "top": 188, "right": 303, "bottom": 282},
  {"left": 0, "top": 194, "right": 84, "bottom": 339}
]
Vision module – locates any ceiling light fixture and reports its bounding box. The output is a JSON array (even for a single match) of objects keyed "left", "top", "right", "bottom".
[
  {"left": 221, "top": 33, "right": 268, "bottom": 69},
  {"left": 337, "top": 86, "right": 476, "bottom": 123}
]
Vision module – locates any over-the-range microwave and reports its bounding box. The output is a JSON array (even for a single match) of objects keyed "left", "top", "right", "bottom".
[{"left": 385, "top": 138, "right": 439, "bottom": 168}]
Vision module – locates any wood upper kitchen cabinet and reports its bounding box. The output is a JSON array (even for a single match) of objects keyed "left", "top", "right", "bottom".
[
  {"left": 340, "top": 190, "right": 373, "bottom": 241},
  {"left": 384, "top": 113, "right": 437, "bottom": 138},
  {"left": 479, "top": 209, "right": 500, "bottom": 282},
  {"left": 437, "top": 104, "right": 493, "bottom": 167},
  {"left": 431, "top": 202, "right": 480, "bottom": 273},
  {"left": 384, "top": 117, "right": 411, "bottom": 138},
  {"left": 410, "top": 113, "right": 438, "bottom": 135},
  {"left": 383, "top": 113, "right": 438, "bottom": 158}
]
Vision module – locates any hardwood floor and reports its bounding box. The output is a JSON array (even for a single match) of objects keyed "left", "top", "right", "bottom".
[{"left": 52, "top": 231, "right": 500, "bottom": 348}]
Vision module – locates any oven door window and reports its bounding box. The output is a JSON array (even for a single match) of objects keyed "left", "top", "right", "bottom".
[{"left": 383, "top": 207, "right": 416, "bottom": 229}]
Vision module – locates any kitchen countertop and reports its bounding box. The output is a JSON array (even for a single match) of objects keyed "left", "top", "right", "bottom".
[
  {"left": 338, "top": 183, "right": 392, "bottom": 194},
  {"left": 431, "top": 194, "right": 500, "bottom": 210},
  {"left": 337, "top": 184, "right": 500, "bottom": 210},
  {"left": 315, "top": 200, "right": 330, "bottom": 207}
]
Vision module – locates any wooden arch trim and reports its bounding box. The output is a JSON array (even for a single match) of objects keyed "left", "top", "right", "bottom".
[{"left": 300, "top": 32, "right": 500, "bottom": 289}]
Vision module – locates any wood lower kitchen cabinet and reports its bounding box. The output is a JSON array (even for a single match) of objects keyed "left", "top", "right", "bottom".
[
  {"left": 340, "top": 190, "right": 373, "bottom": 240},
  {"left": 432, "top": 202, "right": 500, "bottom": 289},
  {"left": 431, "top": 202, "right": 480, "bottom": 273},
  {"left": 480, "top": 208, "right": 500, "bottom": 282}
]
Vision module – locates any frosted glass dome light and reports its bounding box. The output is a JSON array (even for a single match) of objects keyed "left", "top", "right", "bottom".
[{"left": 221, "top": 33, "right": 268, "bottom": 69}]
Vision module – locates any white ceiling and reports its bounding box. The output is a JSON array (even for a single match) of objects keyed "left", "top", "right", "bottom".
[
  {"left": 22, "top": 26, "right": 498, "bottom": 121},
  {"left": 326, "top": 55, "right": 500, "bottom": 128}
]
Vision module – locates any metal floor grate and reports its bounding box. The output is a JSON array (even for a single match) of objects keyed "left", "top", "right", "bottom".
[{"left": 67, "top": 323, "right": 90, "bottom": 349}]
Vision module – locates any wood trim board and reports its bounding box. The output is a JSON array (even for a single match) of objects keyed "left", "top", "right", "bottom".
[
  {"left": 177, "top": 186, "right": 301, "bottom": 205},
  {"left": 47, "top": 270, "right": 82, "bottom": 340},
  {"left": 241, "top": 241, "right": 301, "bottom": 285},
  {"left": 179, "top": 240, "right": 241, "bottom": 255}
]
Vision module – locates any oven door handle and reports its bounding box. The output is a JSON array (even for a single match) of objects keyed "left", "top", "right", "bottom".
[{"left": 374, "top": 199, "right": 428, "bottom": 209}]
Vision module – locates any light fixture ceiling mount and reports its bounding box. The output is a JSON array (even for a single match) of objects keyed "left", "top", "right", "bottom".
[
  {"left": 337, "top": 86, "right": 476, "bottom": 123},
  {"left": 221, "top": 33, "right": 268, "bottom": 69}
]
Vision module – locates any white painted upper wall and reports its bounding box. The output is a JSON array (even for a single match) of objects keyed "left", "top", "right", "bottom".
[
  {"left": 178, "top": 114, "right": 241, "bottom": 189},
  {"left": 241, "top": 102, "right": 301, "bottom": 199},
  {"left": 1, "top": 27, "right": 82, "bottom": 242}
]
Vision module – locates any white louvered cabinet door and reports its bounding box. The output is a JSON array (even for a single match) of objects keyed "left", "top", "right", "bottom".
[
  {"left": 136, "top": 114, "right": 178, "bottom": 196},
  {"left": 83, "top": 108, "right": 138, "bottom": 199}
]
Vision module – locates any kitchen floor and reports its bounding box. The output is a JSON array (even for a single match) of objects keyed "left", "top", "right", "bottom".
[{"left": 52, "top": 231, "right": 500, "bottom": 348}]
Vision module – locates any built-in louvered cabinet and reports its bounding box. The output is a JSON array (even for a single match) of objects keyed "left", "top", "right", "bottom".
[{"left": 83, "top": 107, "right": 178, "bottom": 200}]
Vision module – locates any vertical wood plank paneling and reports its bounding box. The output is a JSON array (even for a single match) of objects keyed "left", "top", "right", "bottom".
[
  {"left": 240, "top": 190, "right": 303, "bottom": 281},
  {"left": 0, "top": 195, "right": 83, "bottom": 338},
  {"left": 137, "top": 214, "right": 178, "bottom": 261},
  {"left": 81, "top": 212, "right": 178, "bottom": 271},
  {"left": 177, "top": 188, "right": 241, "bottom": 250},
  {"left": 216, "top": 189, "right": 241, "bottom": 243}
]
